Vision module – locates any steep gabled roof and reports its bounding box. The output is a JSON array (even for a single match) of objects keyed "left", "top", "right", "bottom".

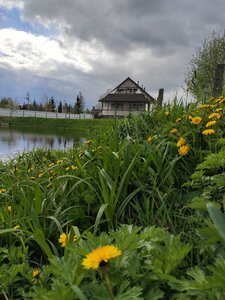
[{"left": 99, "top": 77, "right": 156, "bottom": 103}]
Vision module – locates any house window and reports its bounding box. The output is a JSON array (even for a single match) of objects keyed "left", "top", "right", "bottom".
[
  {"left": 130, "top": 103, "right": 144, "bottom": 111},
  {"left": 111, "top": 103, "right": 123, "bottom": 110}
]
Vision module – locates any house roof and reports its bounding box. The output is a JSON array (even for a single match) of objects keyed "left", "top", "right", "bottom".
[
  {"left": 99, "top": 93, "right": 149, "bottom": 103},
  {"left": 99, "top": 77, "right": 156, "bottom": 103}
]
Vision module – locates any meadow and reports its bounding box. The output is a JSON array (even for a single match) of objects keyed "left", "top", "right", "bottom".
[{"left": 1, "top": 96, "right": 225, "bottom": 299}]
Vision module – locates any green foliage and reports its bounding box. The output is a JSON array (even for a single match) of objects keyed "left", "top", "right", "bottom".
[
  {"left": 185, "top": 30, "right": 225, "bottom": 100},
  {"left": 1, "top": 95, "right": 225, "bottom": 298}
]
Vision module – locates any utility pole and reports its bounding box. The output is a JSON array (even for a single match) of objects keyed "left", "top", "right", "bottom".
[{"left": 25, "top": 92, "right": 30, "bottom": 110}]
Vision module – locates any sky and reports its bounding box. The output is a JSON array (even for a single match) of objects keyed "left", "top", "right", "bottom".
[{"left": 0, "top": 0, "right": 225, "bottom": 108}]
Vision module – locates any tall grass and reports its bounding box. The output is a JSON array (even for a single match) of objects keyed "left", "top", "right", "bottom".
[{"left": 1, "top": 95, "right": 225, "bottom": 298}]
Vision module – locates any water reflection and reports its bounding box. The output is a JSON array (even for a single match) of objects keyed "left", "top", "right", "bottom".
[{"left": 0, "top": 127, "right": 86, "bottom": 161}]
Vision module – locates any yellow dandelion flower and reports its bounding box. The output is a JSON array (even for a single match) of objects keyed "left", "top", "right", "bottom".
[
  {"left": 215, "top": 108, "right": 222, "bottom": 112},
  {"left": 48, "top": 163, "right": 54, "bottom": 167},
  {"left": 164, "top": 111, "right": 170, "bottom": 116},
  {"left": 147, "top": 136, "right": 152, "bottom": 142},
  {"left": 198, "top": 104, "right": 211, "bottom": 108},
  {"left": 58, "top": 232, "right": 76, "bottom": 247},
  {"left": 82, "top": 245, "right": 122, "bottom": 270},
  {"left": 79, "top": 151, "right": 84, "bottom": 158},
  {"left": 56, "top": 159, "right": 63, "bottom": 164},
  {"left": 32, "top": 269, "right": 41, "bottom": 278},
  {"left": 38, "top": 172, "right": 44, "bottom": 178},
  {"left": 27, "top": 166, "right": 34, "bottom": 173},
  {"left": 13, "top": 225, "right": 20, "bottom": 230},
  {"left": 188, "top": 115, "right": 193, "bottom": 120},
  {"left": 0, "top": 188, "right": 7, "bottom": 193},
  {"left": 170, "top": 128, "right": 177, "bottom": 134},
  {"left": 65, "top": 166, "right": 70, "bottom": 171},
  {"left": 71, "top": 165, "right": 77, "bottom": 170},
  {"left": 176, "top": 118, "right": 182, "bottom": 123},
  {"left": 219, "top": 98, "right": 225, "bottom": 103},
  {"left": 191, "top": 117, "right": 202, "bottom": 125},
  {"left": 202, "top": 129, "right": 216, "bottom": 135},
  {"left": 178, "top": 145, "right": 189, "bottom": 156},
  {"left": 205, "top": 120, "right": 217, "bottom": 128},
  {"left": 176, "top": 137, "right": 186, "bottom": 147},
  {"left": 208, "top": 113, "right": 221, "bottom": 120},
  {"left": 7, "top": 206, "right": 12, "bottom": 213}
]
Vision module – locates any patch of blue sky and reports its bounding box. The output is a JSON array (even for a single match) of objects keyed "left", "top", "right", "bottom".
[{"left": 0, "top": 7, "right": 57, "bottom": 36}]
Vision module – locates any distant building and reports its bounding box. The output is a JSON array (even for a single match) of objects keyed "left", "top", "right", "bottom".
[{"left": 98, "top": 77, "right": 156, "bottom": 117}]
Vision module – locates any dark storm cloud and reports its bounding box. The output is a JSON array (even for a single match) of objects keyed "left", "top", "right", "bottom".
[{"left": 21, "top": 0, "right": 225, "bottom": 55}]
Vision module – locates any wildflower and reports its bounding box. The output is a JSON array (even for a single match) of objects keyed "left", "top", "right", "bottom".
[
  {"left": 202, "top": 129, "right": 215, "bottom": 135},
  {"left": 178, "top": 145, "right": 189, "bottom": 156},
  {"left": 215, "top": 108, "right": 222, "bottom": 112},
  {"left": 58, "top": 232, "right": 76, "bottom": 247},
  {"left": 71, "top": 165, "right": 77, "bottom": 170},
  {"left": 27, "top": 166, "right": 34, "bottom": 173},
  {"left": 191, "top": 117, "right": 202, "bottom": 125},
  {"left": 198, "top": 104, "right": 211, "bottom": 108},
  {"left": 65, "top": 166, "right": 70, "bottom": 171},
  {"left": 13, "top": 225, "right": 20, "bottom": 230},
  {"left": 0, "top": 188, "right": 7, "bottom": 193},
  {"left": 188, "top": 115, "right": 193, "bottom": 120},
  {"left": 170, "top": 128, "right": 177, "bottom": 134},
  {"left": 205, "top": 120, "right": 217, "bottom": 128},
  {"left": 48, "top": 162, "right": 54, "bottom": 167},
  {"left": 48, "top": 176, "right": 53, "bottom": 182},
  {"left": 37, "top": 172, "right": 44, "bottom": 178},
  {"left": 79, "top": 151, "right": 84, "bottom": 158},
  {"left": 164, "top": 111, "right": 170, "bottom": 116},
  {"left": 176, "top": 118, "right": 182, "bottom": 123},
  {"left": 32, "top": 269, "right": 41, "bottom": 278},
  {"left": 56, "top": 159, "right": 63, "bottom": 164},
  {"left": 147, "top": 136, "right": 152, "bottom": 142},
  {"left": 208, "top": 113, "right": 221, "bottom": 120},
  {"left": 219, "top": 98, "right": 225, "bottom": 103},
  {"left": 176, "top": 137, "right": 186, "bottom": 147},
  {"left": 7, "top": 206, "right": 12, "bottom": 213},
  {"left": 82, "top": 245, "right": 122, "bottom": 270}
]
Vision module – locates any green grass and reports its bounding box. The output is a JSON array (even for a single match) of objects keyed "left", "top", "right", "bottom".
[
  {"left": 1, "top": 95, "right": 225, "bottom": 299},
  {"left": 0, "top": 116, "right": 114, "bottom": 130}
]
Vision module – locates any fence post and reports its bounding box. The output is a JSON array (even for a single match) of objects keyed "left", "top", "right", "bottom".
[{"left": 157, "top": 88, "right": 164, "bottom": 107}]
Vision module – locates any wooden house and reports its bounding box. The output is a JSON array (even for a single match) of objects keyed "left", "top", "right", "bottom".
[{"left": 98, "top": 77, "right": 156, "bottom": 117}]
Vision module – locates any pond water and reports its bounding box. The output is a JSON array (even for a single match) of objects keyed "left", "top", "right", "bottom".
[{"left": 0, "top": 127, "right": 87, "bottom": 162}]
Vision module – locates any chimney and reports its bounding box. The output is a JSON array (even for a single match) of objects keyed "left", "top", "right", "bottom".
[{"left": 157, "top": 89, "right": 164, "bottom": 107}]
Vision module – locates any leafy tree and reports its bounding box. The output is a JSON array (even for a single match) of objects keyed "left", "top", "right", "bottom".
[
  {"left": 58, "top": 101, "right": 63, "bottom": 113},
  {"left": 74, "top": 92, "right": 85, "bottom": 114},
  {"left": 48, "top": 96, "right": 56, "bottom": 112},
  {"left": 185, "top": 30, "right": 225, "bottom": 101},
  {"left": 0, "top": 97, "right": 18, "bottom": 109}
]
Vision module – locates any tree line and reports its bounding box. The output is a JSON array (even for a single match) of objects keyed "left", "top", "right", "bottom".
[{"left": 0, "top": 92, "right": 91, "bottom": 113}]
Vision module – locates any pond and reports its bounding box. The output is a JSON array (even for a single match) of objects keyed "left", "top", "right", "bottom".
[{"left": 0, "top": 127, "right": 87, "bottom": 162}]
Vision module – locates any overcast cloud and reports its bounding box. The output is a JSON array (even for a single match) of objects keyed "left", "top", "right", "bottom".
[{"left": 0, "top": 0, "right": 225, "bottom": 107}]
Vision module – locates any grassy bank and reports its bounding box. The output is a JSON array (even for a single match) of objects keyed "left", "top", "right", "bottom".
[
  {"left": 0, "top": 116, "right": 114, "bottom": 130},
  {"left": 1, "top": 96, "right": 225, "bottom": 299}
]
